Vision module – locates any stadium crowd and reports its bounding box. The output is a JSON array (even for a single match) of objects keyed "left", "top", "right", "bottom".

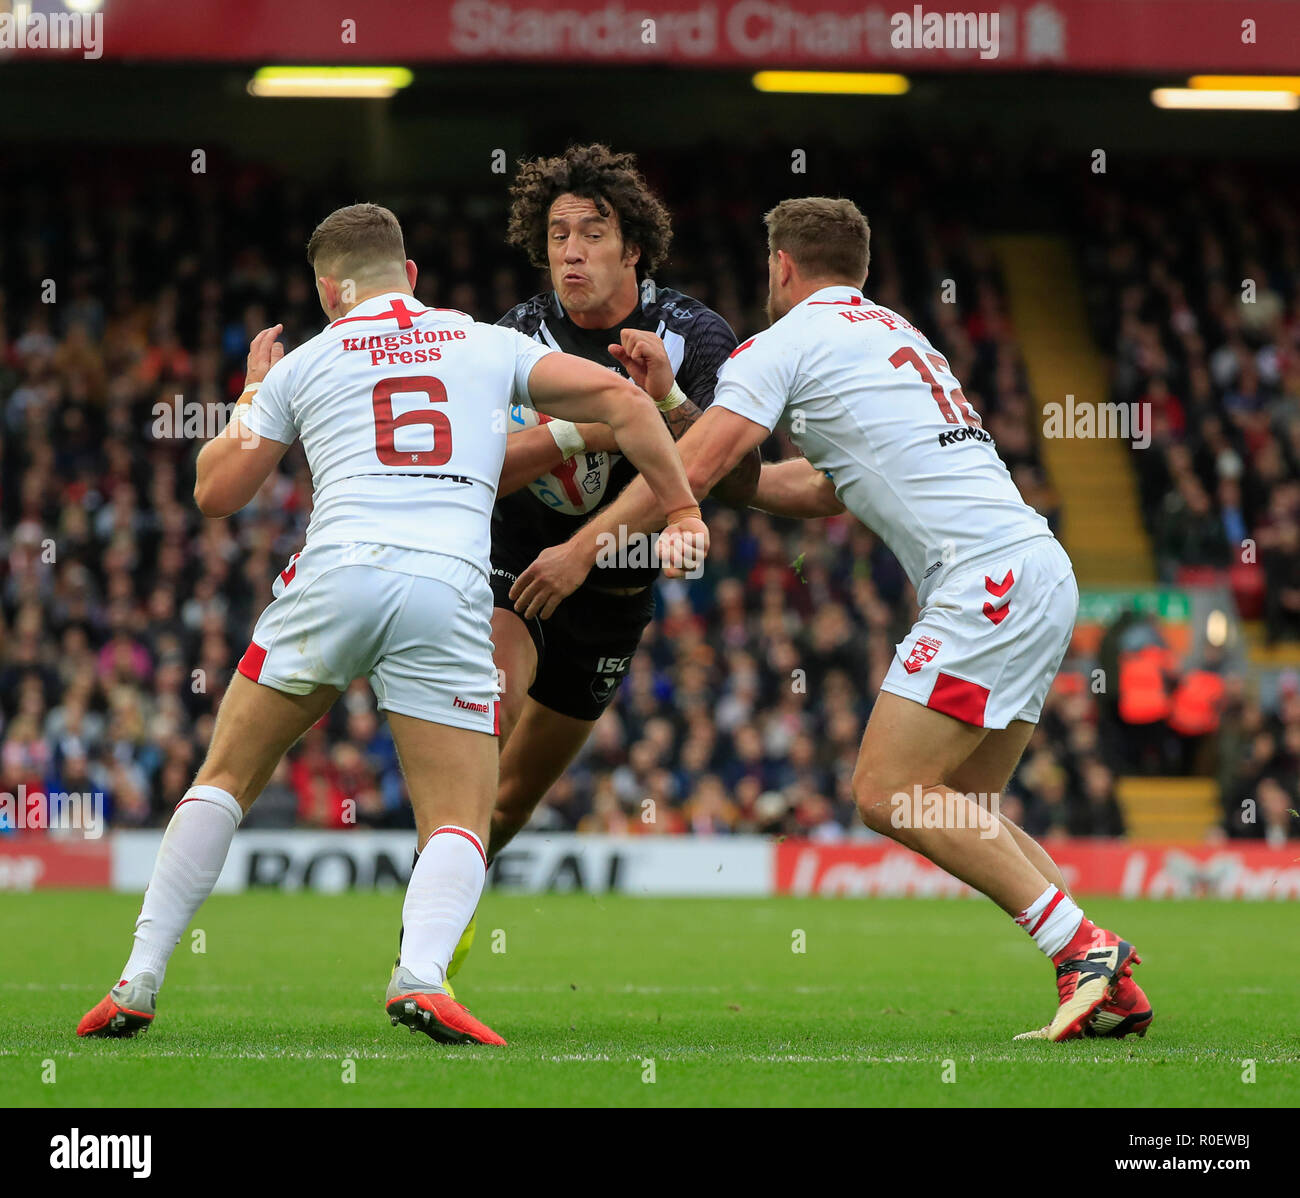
[
  {"left": 1, "top": 144, "right": 1295, "bottom": 842},
  {"left": 1080, "top": 159, "right": 1300, "bottom": 633},
  {"left": 1078, "top": 158, "right": 1300, "bottom": 842}
]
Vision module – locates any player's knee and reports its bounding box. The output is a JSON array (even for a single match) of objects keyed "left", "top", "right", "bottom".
[
  {"left": 853, "top": 762, "right": 946, "bottom": 838},
  {"left": 851, "top": 764, "right": 899, "bottom": 833},
  {"left": 855, "top": 793, "right": 899, "bottom": 834}
]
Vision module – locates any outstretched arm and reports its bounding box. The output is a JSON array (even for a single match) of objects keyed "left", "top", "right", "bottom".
[
  {"left": 524, "top": 352, "right": 707, "bottom": 563},
  {"left": 497, "top": 419, "right": 617, "bottom": 497}
]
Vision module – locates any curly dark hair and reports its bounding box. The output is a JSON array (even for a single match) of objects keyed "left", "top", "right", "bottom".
[{"left": 506, "top": 143, "right": 672, "bottom": 280}]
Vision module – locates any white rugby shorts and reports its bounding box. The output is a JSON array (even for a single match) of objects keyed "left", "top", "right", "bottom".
[
  {"left": 236, "top": 543, "right": 499, "bottom": 735},
  {"left": 881, "top": 535, "right": 1078, "bottom": 729}
]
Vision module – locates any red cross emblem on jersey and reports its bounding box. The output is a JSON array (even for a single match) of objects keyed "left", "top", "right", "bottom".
[
  {"left": 381, "top": 299, "right": 422, "bottom": 328},
  {"left": 332, "top": 297, "right": 427, "bottom": 330},
  {"left": 903, "top": 635, "right": 942, "bottom": 675}
]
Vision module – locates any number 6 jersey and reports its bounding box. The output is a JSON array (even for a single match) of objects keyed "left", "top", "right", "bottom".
[
  {"left": 712, "top": 285, "right": 1052, "bottom": 605},
  {"left": 241, "top": 292, "right": 554, "bottom": 575}
]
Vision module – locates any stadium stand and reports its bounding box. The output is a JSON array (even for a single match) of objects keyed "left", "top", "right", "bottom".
[{"left": 1, "top": 144, "right": 1295, "bottom": 843}]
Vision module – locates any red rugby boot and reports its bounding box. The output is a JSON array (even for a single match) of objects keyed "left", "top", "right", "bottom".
[
  {"left": 1046, "top": 919, "right": 1139, "bottom": 1043},
  {"left": 386, "top": 966, "right": 506, "bottom": 1046},
  {"left": 77, "top": 972, "right": 157, "bottom": 1038}
]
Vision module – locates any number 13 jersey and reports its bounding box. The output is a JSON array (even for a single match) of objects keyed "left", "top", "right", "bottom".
[{"left": 712, "top": 285, "right": 1052, "bottom": 605}]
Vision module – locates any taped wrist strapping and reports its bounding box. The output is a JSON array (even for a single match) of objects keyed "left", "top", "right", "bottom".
[
  {"left": 656, "top": 382, "right": 688, "bottom": 413},
  {"left": 546, "top": 418, "right": 587, "bottom": 461}
]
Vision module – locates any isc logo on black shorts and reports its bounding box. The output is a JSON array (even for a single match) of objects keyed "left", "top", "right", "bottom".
[{"left": 591, "top": 654, "right": 633, "bottom": 703}]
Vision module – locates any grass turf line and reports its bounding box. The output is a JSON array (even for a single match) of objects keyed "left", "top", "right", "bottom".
[{"left": 2, "top": 892, "right": 1296, "bottom": 1107}]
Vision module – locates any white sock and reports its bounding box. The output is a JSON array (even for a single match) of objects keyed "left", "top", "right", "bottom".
[
  {"left": 1013, "top": 884, "right": 1085, "bottom": 958},
  {"left": 120, "top": 785, "right": 242, "bottom": 988},
  {"left": 399, "top": 825, "right": 487, "bottom": 987}
]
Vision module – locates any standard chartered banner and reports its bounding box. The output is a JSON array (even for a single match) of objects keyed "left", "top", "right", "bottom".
[{"left": 30, "top": 1, "right": 1300, "bottom": 73}]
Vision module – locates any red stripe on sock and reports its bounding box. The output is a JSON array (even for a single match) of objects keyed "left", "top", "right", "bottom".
[
  {"left": 431, "top": 825, "right": 487, "bottom": 868},
  {"left": 1028, "top": 890, "right": 1065, "bottom": 937}
]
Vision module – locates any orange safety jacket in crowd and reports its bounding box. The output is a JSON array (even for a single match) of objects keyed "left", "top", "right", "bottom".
[
  {"left": 1167, "top": 670, "right": 1226, "bottom": 738},
  {"left": 1118, "top": 645, "right": 1172, "bottom": 724}
]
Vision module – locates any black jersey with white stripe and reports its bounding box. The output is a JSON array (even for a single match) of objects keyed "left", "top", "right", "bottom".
[{"left": 493, "top": 278, "right": 738, "bottom": 589}]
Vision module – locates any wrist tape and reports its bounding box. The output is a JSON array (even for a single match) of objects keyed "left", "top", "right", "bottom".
[
  {"left": 547, "top": 418, "right": 587, "bottom": 461},
  {"left": 656, "top": 382, "right": 688, "bottom": 413}
]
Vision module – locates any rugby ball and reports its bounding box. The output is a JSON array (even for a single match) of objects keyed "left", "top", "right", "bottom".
[{"left": 507, "top": 402, "right": 615, "bottom": 516}]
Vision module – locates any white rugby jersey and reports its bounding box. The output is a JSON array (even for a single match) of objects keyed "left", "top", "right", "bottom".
[
  {"left": 713, "top": 285, "right": 1052, "bottom": 602},
  {"left": 242, "top": 292, "right": 553, "bottom": 573}
]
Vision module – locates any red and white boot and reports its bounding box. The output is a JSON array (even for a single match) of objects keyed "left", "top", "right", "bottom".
[
  {"left": 1084, "top": 966, "right": 1153, "bottom": 1039},
  {"left": 77, "top": 972, "right": 158, "bottom": 1038},
  {"left": 1016, "top": 959, "right": 1152, "bottom": 1041},
  {"left": 1042, "top": 919, "right": 1140, "bottom": 1042}
]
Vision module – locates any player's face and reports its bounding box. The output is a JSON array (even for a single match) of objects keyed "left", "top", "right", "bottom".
[{"left": 547, "top": 193, "right": 638, "bottom": 322}]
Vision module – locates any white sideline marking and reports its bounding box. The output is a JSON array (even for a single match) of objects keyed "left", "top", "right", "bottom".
[
  {"left": 0, "top": 981, "right": 922, "bottom": 997},
  {"left": 5, "top": 1049, "right": 1298, "bottom": 1065},
  {"left": 11, "top": 980, "right": 1291, "bottom": 996}
]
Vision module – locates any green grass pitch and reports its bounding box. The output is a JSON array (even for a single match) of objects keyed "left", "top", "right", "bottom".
[{"left": 3, "top": 891, "right": 1296, "bottom": 1107}]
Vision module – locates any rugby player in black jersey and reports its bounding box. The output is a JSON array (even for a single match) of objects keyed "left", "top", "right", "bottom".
[{"left": 399, "top": 145, "right": 759, "bottom": 993}]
